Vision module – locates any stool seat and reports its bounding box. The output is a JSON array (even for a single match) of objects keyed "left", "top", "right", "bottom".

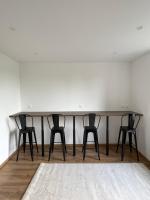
[
  {"left": 120, "top": 126, "right": 128, "bottom": 130},
  {"left": 84, "top": 126, "right": 97, "bottom": 132},
  {"left": 51, "top": 126, "right": 64, "bottom": 132},
  {"left": 20, "top": 127, "right": 35, "bottom": 133}
]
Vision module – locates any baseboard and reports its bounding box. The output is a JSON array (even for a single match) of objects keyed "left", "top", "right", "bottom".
[
  {"left": 0, "top": 144, "right": 149, "bottom": 168},
  {"left": 36, "top": 144, "right": 117, "bottom": 147},
  {"left": 36, "top": 144, "right": 150, "bottom": 162},
  {"left": 0, "top": 145, "right": 22, "bottom": 169},
  {"left": 138, "top": 151, "right": 150, "bottom": 162}
]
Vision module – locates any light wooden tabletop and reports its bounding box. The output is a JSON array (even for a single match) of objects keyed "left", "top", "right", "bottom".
[{"left": 9, "top": 111, "right": 143, "bottom": 117}]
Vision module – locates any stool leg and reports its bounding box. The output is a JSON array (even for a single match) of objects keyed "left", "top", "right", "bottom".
[
  {"left": 16, "top": 133, "right": 22, "bottom": 161},
  {"left": 116, "top": 127, "right": 121, "bottom": 152},
  {"left": 23, "top": 133, "right": 26, "bottom": 153},
  {"left": 28, "top": 132, "right": 34, "bottom": 161},
  {"left": 33, "top": 129, "right": 38, "bottom": 153},
  {"left": 93, "top": 132, "right": 98, "bottom": 152},
  {"left": 95, "top": 132, "right": 100, "bottom": 160},
  {"left": 134, "top": 132, "right": 139, "bottom": 161},
  {"left": 51, "top": 133, "right": 55, "bottom": 153},
  {"left": 82, "top": 130, "right": 86, "bottom": 152},
  {"left": 97, "top": 143, "right": 100, "bottom": 160},
  {"left": 83, "top": 132, "right": 88, "bottom": 160},
  {"left": 60, "top": 132, "right": 66, "bottom": 161},
  {"left": 48, "top": 133, "right": 53, "bottom": 161},
  {"left": 64, "top": 135, "right": 67, "bottom": 153},
  {"left": 121, "top": 131, "right": 126, "bottom": 161},
  {"left": 128, "top": 132, "right": 132, "bottom": 152},
  {"left": 124, "top": 132, "right": 127, "bottom": 144}
]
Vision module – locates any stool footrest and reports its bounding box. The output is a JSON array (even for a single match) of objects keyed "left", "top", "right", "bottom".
[
  {"left": 25, "top": 142, "right": 37, "bottom": 144},
  {"left": 54, "top": 142, "right": 62, "bottom": 144}
]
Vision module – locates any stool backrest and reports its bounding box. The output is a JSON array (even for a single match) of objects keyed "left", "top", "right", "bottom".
[
  {"left": 128, "top": 114, "right": 140, "bottom": 130},
  {"left": 128, "top": 115, "right": 134, "bottom": 129},
  {"left": 89, "top": 113, "right": 96, "bottom": 127},
  {"left": 121, "top": 113, "right": 141, "bottom": 130},
  {"left": 52, "top": 114, "right": 59, "bottom": 128},
  {"left": 19, "top": 114, "right": 27, "bottom": 130}
]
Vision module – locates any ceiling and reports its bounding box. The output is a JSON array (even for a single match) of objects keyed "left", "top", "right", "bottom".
[{"left": 0, "top": 0, "right": 150, "bottom": 62}]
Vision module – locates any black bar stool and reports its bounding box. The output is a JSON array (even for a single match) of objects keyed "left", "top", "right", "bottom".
[
  {"left": 116, "top": 114, "right": 141, "bottom": 161},
  {"left": 15, "top": 114, "right": 38, "bottom": 161},
  {"left": 82, "top": 113, "right": 101, "bottom": 160},
  {"left": 47, "top": 114, "right": 67, "bottom": 161}
]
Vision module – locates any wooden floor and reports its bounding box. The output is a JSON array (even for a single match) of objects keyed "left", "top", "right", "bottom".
[{"left": 0, "top": 145, "right": 149, "bottom": 200}]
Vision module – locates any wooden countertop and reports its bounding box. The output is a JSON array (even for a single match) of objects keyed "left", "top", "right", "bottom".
[{"left": 9, "top": 111, "right": 143, "bottom": 117}]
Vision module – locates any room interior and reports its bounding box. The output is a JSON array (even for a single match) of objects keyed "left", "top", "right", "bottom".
[{"left": 0, "top": 0, "right": 150, "bottom": 200}]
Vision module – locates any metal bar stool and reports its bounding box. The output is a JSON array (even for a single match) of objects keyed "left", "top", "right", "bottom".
[
  {"left": 82, "top": 113, "right": 101, "bottom": 160},
  {"left": 15, "top": 114, "right": 38, "bottom": 161},
  {"left": 116, "top": 114, "right": 141, "bottom": 161},
  {"left": 47, "top": 114, "right": 67, "bottom": 161}
]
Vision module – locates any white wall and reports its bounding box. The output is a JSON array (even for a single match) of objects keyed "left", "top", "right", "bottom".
[
  {"left": 131, "top": 53, "right": 150, "bottom": 160},
  {"left": 20, "top": 62, "right": 131, "bottom": 144},
  {"left": 0, "top": 52, "right": 149, "bottom": 162},
  {"left": 0, "top": 53, "right": 20, "bottom": 165}
]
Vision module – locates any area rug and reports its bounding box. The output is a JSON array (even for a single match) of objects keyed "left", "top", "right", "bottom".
[{"left": 22, "top": 163, "right": 150, "bottom": 200}]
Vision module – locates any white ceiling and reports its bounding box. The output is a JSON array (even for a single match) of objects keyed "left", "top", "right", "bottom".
[{"left": 0, "top": 0, "right": 150, "bottom": 62}]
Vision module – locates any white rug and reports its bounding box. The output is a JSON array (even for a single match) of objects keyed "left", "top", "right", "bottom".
[{"left": 22, "top": 163, "right": 150, "bottom": 200}]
